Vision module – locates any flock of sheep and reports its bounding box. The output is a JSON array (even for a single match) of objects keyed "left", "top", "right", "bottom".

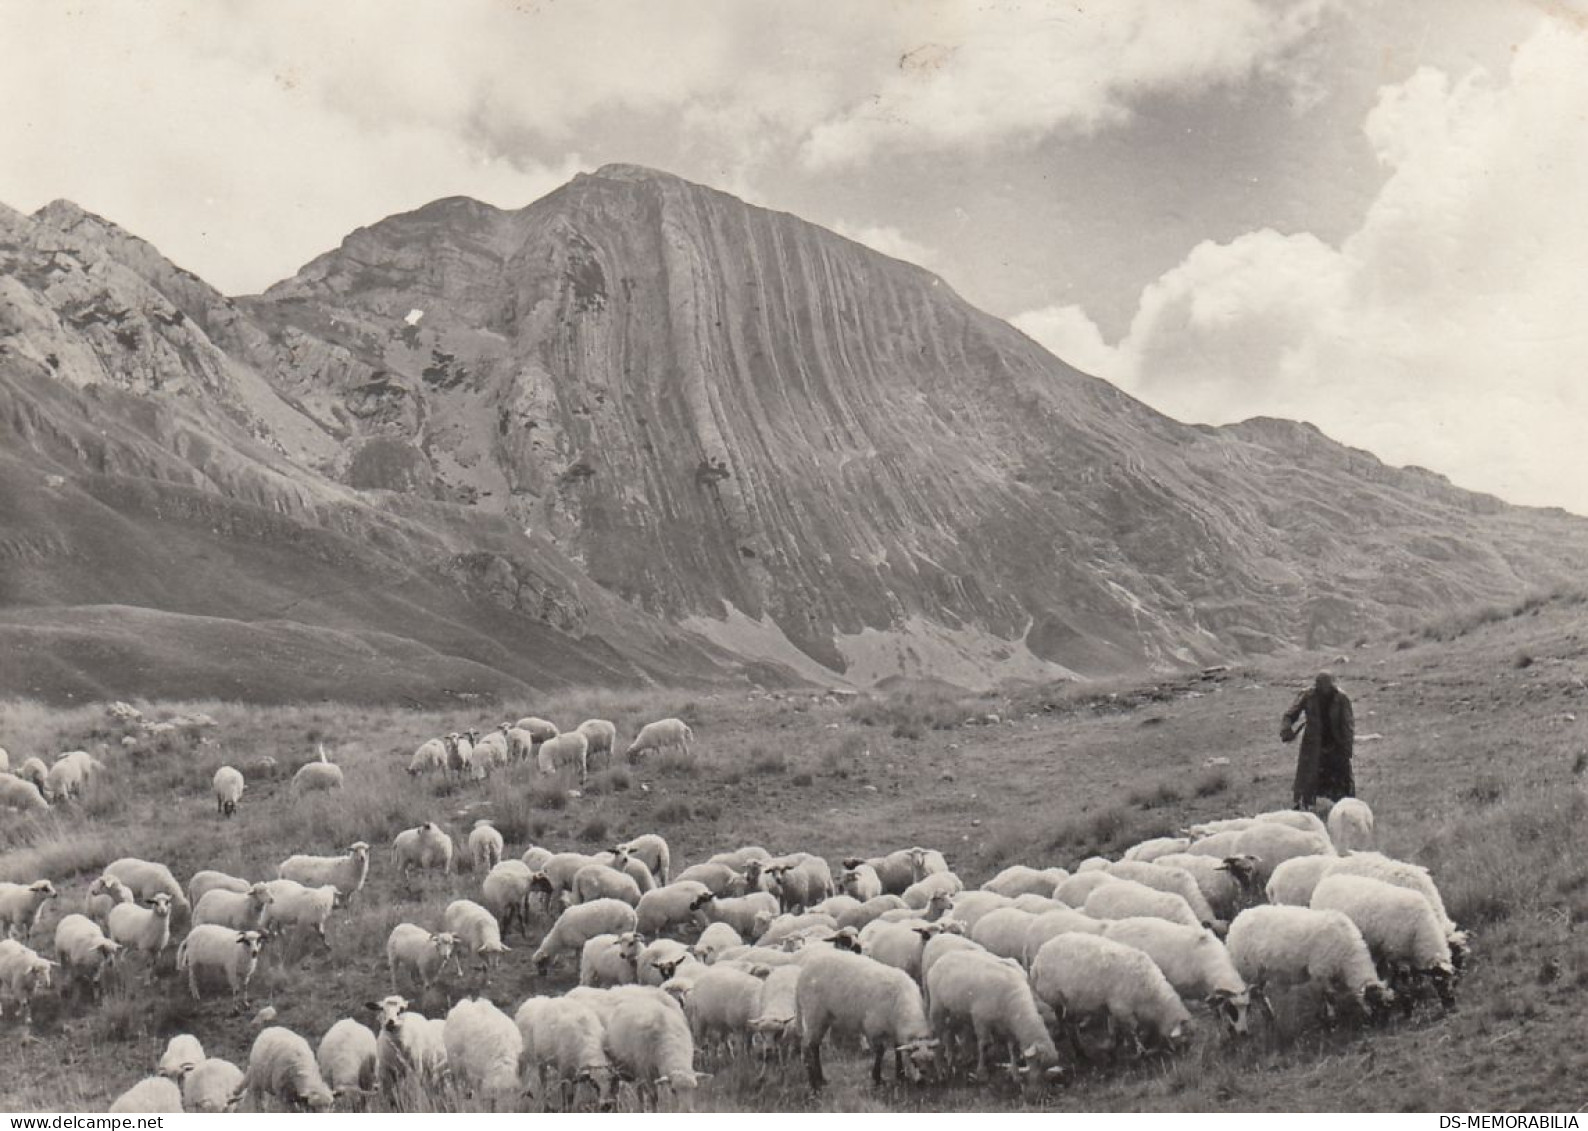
[{"left": 0, "top": 717, "right": 1468, "bottom": 1113}]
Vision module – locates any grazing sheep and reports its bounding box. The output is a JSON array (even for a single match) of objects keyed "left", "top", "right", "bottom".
[
  {"left": 1010, "top": 893, "right": 1067, "bottom": 916},
  {"left": 797, "top": 948, "right": 939, "bottom": 1089},
  {"left": 497, "top": 725, "right": 534, "bottom": 764},
  {"left": 277, "top": 842, "right": 372, "bottom": 904},
  {"left": 515, "top": 994, "right": 620, "bottom": 1111},
  {"left": 316, "top": 1020, "right": 377, "bottom": 1106},
  {"left": 573, "top": 863, "right": 643, "bottom": 907},
  {"left": 756, "top": 911, "right": 838, "bottom": 949},
  {"left": 291, "top": 756, "right": 344, "bottom": 794},
  {"left": 109, "top": 1077, "right": 184, "bottom": 1114},
  {"left": 105, "top": 858, "right": 191, "bottom": 928},
  {"left": 1100, "top": 917, "right": 1250, "bottom": 1033},
  {"left": 836, "top": 894, "right": 911, "bottom": 932},
  {"left": 212, "top": 766, "right": 245, "bottom": 818},
  {"left": 392, "top": 822, "right": 455, "bottom": 875},
  {"left": 108, "top": 893, "right": 173, "bottom": 979},
  {"left": 1083, "top": 879, "right": 1202, "bottom": 929},
  {"left": 617, "top": 834, "right": 673, "bottom": 885},
  {"left": 468, "top": 821, "right": 505, "bottom": 873},
  {"left": 1021, "top": 909, "right": 1108, "bottom": 967},
  {"left": 538, "top": 851, "right": 613, "bottom": 903},
  {"left": 238, "top": 1027, "right": 335, "bottom": 1111},
  {"left": 839, "top": 862, "right": 884, "bottom": 901},
  {"left": 918, "top": 932, "right": 989, "bottom": 1001},
  {"left": 624, "top": 717, "right": 694, "bottom": 763},
  {"left": 927, "top": 949, "right": 1065, "bottom": 1083},
  {"left": 534, "top": 899, "right": 637, "bottom": 973},
  {"left": 708, "top": 845, "right": 772, "bottom": 872},
  {"left": 444, "top": 900, "right": 513, "bottom": 972},
  {"left": 674, "top": 862, "right": 747, "bottom": 897},
  {"left": 1232, "top": 822, "right": 1335, "bottom": 884},
  {"left": 1325, "top": 852, "right": 1468, "bottom": 967},
  {"left": 690, "top": 922, "right": 744, "bottom": 965},
  {"left": 187, "top": 870, "right": 250, "bottom": 908},
  {"left": 1265, "top": 854, "right": 1339, "bottom": 907},
  {"left": 0, "top": 772, "right": 48, "bottom": 812},
  {"left": 367, "top": 996, "right": 447, "bottom": 1090},
  {"left": 1123, "top": 837, "right": 1192, "bottom": 863},
  {"left": 1184, "top": 830, "right": 1247, "bottom": 859},
  {"left": 522, "top": 845, "right": 555, "bottom": 871},
  {"left": 637, "top": 938, "right": 699, "bottom": 987},
  {"left": 576, "top": 719, "right": 619, "bottom": 772},
  {"left": 691, "top": 890, "right": 778, "bottom": 940},
  {"left": 0, "top": 939, "right": 55, "bottom": 1023},
  {"left": 602, "top": 987, "right": 707, "bottom": 1110},
  {"left": 637, "top": 881, "right": 714, "bottom": 936},
  {"left": 43, "top": 756, "right": 90, "bottom": 802},
  {"left": 672, "top": 962, "right": 766, "bottom": 1059},
  {"left": 52, "top": 914, "right": 123, "bottom": 998},
  {"left": 580, "top": 931, "right": 645, "bottom": 987},
  {"left": 480, "top": 860, "right": 535, "bottom": 937},
  {"left": 901, "top": 870, "right": 963, "bottom": 911},
  {"left": 941, "top": 890, "right": 1015, "bottom": 932},
  {"left": 385, "top": 923, "right": 463, "bottom": 991},
  {"left": 1030, "top": 933, "right": 1194, "bottom": 1057},
  {"left": 845, "top": 850, "right": 915, "bottom": 895},
  {"left": 1104, "top": 860, "right": 1218, "bottom": 924},
  {"left": 443, "top": 997, "right": 522, "bottom": 1108},
  {"left": 745, "top": 963, "right": 804, "bottom": 1055},
  {"left": 0, "top": 880, "right": 57, "bottom": 940},
  {"left": 259, "top": 881, "right": 339, "bottom": 947},
  {"left": 1054, "top": 871, "right": 1118, "bottom": 907},
  {"left": 175, "top": 925, "right": 266, "bottom": 1003},
  {"left": 1150, "top": 853, "right": 1251, "bottom": 921},
  {"left": 408, "top": 738, "right": 448, "bottom": 776},
  {"left": 514, "top": 716, "right": 560, "bottom": 745},
  {"left": 1256, "top": 808, "right": 1331, "bottom": 837},
  {"left": 537, "top": 731, "right": 590, "bottom": 783},
  {"left": 1327, "top": 798, "right": 1376, "bottom": 851},
  {"left": 1225, "top": 905, "right": 1395, "bottom": 1023},
  {"left": 814, "top": 893, "right": 862, "bottom": 920},
  {"left": 1310, "top": 874, "right": 1456, "bottom": 1008},
  {"left": 471, "top": 729, "right": 511, "bottom": 775},
  {"left": 968, "top": 907, "right": 1042, "bottom": 963},
  {"left": 1184, "top": 817, "right": 1256, "bottom": 839},
  {"left": 158, "top": 1034, "right": 205, "bottom": 1079},
  {"left": 182, "top": 1058, "right": 245, "bottom": 1113},
  {"left": 15, "top": 756, "right": 49, "bottom": 795},
  {"left": 193, "top": 883, "right": 274, "bottom": 931},
  {"left": 980, "top": 865, "right": 1068, "bottom": 898}
]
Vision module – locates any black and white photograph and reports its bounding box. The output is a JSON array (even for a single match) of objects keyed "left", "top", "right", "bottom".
[{"left": 1, "top": 0, "right": 1584, "bottom": 1116}]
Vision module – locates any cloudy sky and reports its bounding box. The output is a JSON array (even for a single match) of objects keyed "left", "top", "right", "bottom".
[{"left": 2, "top": 0, "right": 1583, "bottom": 514}]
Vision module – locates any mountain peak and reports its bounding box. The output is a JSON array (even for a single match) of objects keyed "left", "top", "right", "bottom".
[{"left": 589, "top": 162, "right": 686, "bottom": 184}]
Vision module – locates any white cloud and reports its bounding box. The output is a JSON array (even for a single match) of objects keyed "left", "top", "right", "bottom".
[
  {"left": 1011, "top": 304, "right": 1123, "bottom": 381},
  {"left": 830, "top": 222, "right": 943, "bottom": 273},
  {"left": 1023, "top": 19, "right": 1588, "bottom": 514}
]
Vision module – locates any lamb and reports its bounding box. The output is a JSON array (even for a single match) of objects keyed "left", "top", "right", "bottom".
[
  {"left": 580, "top": 931, "right": 645, "bottom": 987},
  {"left": 674, "top": 861, "right": 748, "bottom": 897},
  {"left": 0, "top": 772, "right": 48, "bottom": 812},
  {"left": 392, "top": 822, "right": 454, "bottom": 875},
  {"left": 575, "top": 718, "right": 619, "bottom": 772},
  {"left": 107, "top": 892, "right": 173, "bottom": 979},
  {"left": 291, "top": 753, "right": 344, "bottom": 794},
  {"left": 980, "top": 865, "right": 1068, "bottom": 898},
  {"left": 636, "top": 880, "right": 714, "bottom": 936},
  {"left": 212, "top": 765, "right": 245, "bottom": 818},
  {"left": 673, "top": 962, "right": 766, "bottom": 1059},
  {"left": 533, "top": 899, "right": 637, "bottom": 973},
  {"left": 277, "top": 842, "right": 372, "bottom": 904},
  {"left": 237, "top": 1026, "right": 335, "bottom": 1111},
  {"left": 1265, "top": 854, "right": 1339, "bottom": 906},
  {"left": 1232, "top": 822, "right": 1336, "bottom": 884},
  {"left": 467, "top": 821, "right": 505, "bottom": 873},
  {"left": 187, "top": 870, "right": 250, "bottom": 908},
  {"left": 690, "top": 921, "right": 744, "bottom": 964},
  {"left": 839, "top": 862, "right": 884, "bottom": 901},
  {"left": 1099, "top": 917, "right": 1250, "bottom": 1034},
  {"left": 1325, "top": 851, "right": 1468, "bottom": 967},
  {"left": 1083, "top": 878, "right": 1202, "bottom": 929},
  {"left": 1030, "top": 933, "right": 1194, "bottom": 1057},
  {"left": 0, "top": 880, "right": 57, "bottom": 940},
  {"left": 158, "top": 1034, "right": 206, "bottom": 1079},
  {"left": 537, "top": 731, "right": 590, "bottom": 783},
  {"left": 367, "top": 996, "right": 447, "bottom": 1091},
  {"left": 602, "top": 986, "right": 708, "bottom": 1110},
  {"left": 109, "top": 1078, "right": 184, "bottom": 1113},
  {"left": 385, "top": 922, "right": 463, "bottom": 990},
  {"left": 52, "top": 913, "right": 123, "bottom": 998},
  {"left": 480, "top": 860, "right": 535, "bottom": 937},
  {"left": 1310, "top": 873, "right": 1456, "bottom": 1009},
  {"left": 408, "top": 738, "right": 448, "bottom": 776},
  {"left": 926, "top": 949, "right": 1065, "bottom": 1083},
  {"left": 796, "top": 948, "right": 939, "bottom": 1088},
  {"left": 181, "top": 1058, "right": 245, "bottom": 1113},
  {"left": 968, "top": 907, "right": 1042, "bottom": 963},
  {"left": 0, "top": 939, "right": 55, "bottom": 1023},
  {"left": 1225, "top": 904, "right": 1395, "bottom": 1023},
  {"left": 624, "top": 717, "right": 695, "bottom": 763},
  {"left": 515, "top": 995, "right": 620, "bottom": 1110},
  {"left": 175, "top": 925, "right": 266, "bottom": 1003},
  {"left": 443, "top": 997, "right": 523, "bottom": 1108},
  {"left": 193, "top": 883, "right": 274, "bottom": 931},
  {"left": 617, "top": 833, "right": 673, "bottom": 884},
  {"left": 443, "top": 899, "right": 513, "bottom": 972},
  {"left": 1150, "top": 853, "right": 1252, "bottom": 920},
  {"left": 43, "top": 755, "right": 90, "bottom": 802},
  {"left": 1326, "top": 798, "right": 1376, "bottom": 851},
  {"left": 1054, "top": 871, "right": 1118, "bottom": 907},
  {"left": 105, "top": 858, "right": 191, "bottom": 928},
  {"left": 901, "top": 870, "right": 963, "bottom": 910},
  {"left": 836, "top": 894, "right": 912, "bottom": 932},
  {"left": 1123, "top": 837, "right": 1192, "bottom": 863},
  {"left": 1104, "top": 860, "right": 1218, "bottom": 924},
  {"left": 1021, "top": 908, "right": 1108, "bottom": 966},
  {"left": 573, "top": 863, "right": 643, "bottom": 906}
]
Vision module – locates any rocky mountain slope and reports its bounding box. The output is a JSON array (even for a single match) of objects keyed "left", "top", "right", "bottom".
[{"left": 2, "top": 166, "right": 1586, "bottom": 701}]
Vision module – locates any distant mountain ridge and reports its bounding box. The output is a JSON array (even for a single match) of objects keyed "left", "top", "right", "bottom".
[{"left": 1, "top": 166, "right": 1584, "bottom": 701}]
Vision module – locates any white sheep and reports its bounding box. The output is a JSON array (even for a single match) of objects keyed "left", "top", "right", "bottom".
[
  {"left": 708, "top": 844, "right": 772, "bottom": 872},
  {"left": 514, "top": 716, "right": 560, "bottom": 745},
  {"left": 602, "top": 986, "right": 707, "bottom": 1110},
  {"left": 105, "top": 858, "right": 191, "bottom": 927},
  {"left": 796, "top": 947, "right": 938, "bottom": 1089},
  {"left": 108, "top": 892, "right": 173, "bottom": 980},
  {"left": 1232, "top": 822, "right": 1336, "bottom": 883},
  {"left": 467, "top": 821, "right": 505, "bottom": 873},
  {"left": 0, "top": 745, "right": 7, "bottom": 770},
  {"left": 193, "top": 883, "right": 274, "bottom": 931},
  {"left": 1083, "top": 878, "right": 1202, "bottom": 929},
  {"left": 968, "top": 907, "right": 1041, "bottom": 963},
  {"left": 367, "top": 996, "right": 447, "bottom": 1091},
  {"left": 1150, "top": 853, "right": 1252, "bottom": 920},
  {"left": 1310, "top": 873, "right": 1456, "bottom": 1009},
  {"left": 940, "top": 890, "right": 1014, "bottom": 932},
  {"left": 537, "top": 851, "right": 612, "bottom": 902},
  {"left": 624, "top": 717, "right": 694, "bottom": 762},
  {"left": 617, "top": 833, "right": 672, "bottom": 884},
  {"left": 838, "top": 862, "right": 884, "bottom": 901},
  {"left": 499, "top": 725, "right": 536, "bottom": 764},
  {"left": 674, "top": 861, "right": 748, "bottom": 896},
  {"left": 259, "top": 880, "right": 340, "bottom": 947},
  {"left": 408, "top": 738, "right": 448, "bottom": 776},
  {"left": 158, "top": 1034, "right": 206, "bottom": 1079},
  {"left": 636, "top": 880, "right": 714, "bottom": 936},
  {"left": 574, "top": 863, "right": 644, "bottom": 906},
  {"left": 1225, "top": 904, "right": 1395, "bottom": 1023},
  {"left": 1326, "top": 798, "right": 1376, "bottom": 851},
  {"left": 480, "top": 860, "right": 535, "bottom": 937},
  {"left": 212, "top": 765, "right": 245, "bottom": 818},
  {"left": 176, "top": 925, "right": 266, "bottom": 1002},
  {"left": 756, "top": 911, "right": 838, "bottom": 949},
  {"left": 182, "top": 1058, "right": 245, "bottom": 1113},
  {"left": 1265, "top": 854, "right": 1339, "bottom": 906},
  {"left": 901, "top": 870, "right": 962, "bottom": 910},
  {"left": 844, "top": 850, "right": 914, "bottom": 895},
  {"left": 109, "top": 1077, "right": 184, "bottom": 1113},
  {"left": 472, "top": 729, "right": 511, "bottom": 774},
  {"left": 186, "top": 870, "right": 250, "bottom": 908},
  {"left": 1123, "top": 836, "right": 1191, "bottom": 863},
  {"left": 522, "top": 845, "right": 555, "bottom": 871},
  {"left": 693, "top": 890, "right": 779, "bottom": 939},
  {"left": 443, "top": 899, "right": 513, "bottom": 972},
  {"left": 0, "top": 772, "right": 48, "bottom": 812},
  {"left": 980, "top": 865, "right": 1068, "bottom": 898},
  {"left": 291, "top": 757, "right": 344, "bottom": 794},
  {"left": 1184, "top": 829, "right": 1248, "bottom": 859},
  {"left": 0, "top": 879, "right": 57, "bottom": 940},
  {"left": 385, "top": 922, "right": 463, "bottom": 991},
  {"left": 1009, "top": 893, "right": 1066, "bottom": 915},
  {"left": 1183, "top": 817, "right": 1256, "bottom": 839},
  {"left": 44, "top": 756, "right": 90, "bottom": 802},
  {"left": 392, "top": 822, "right": 455, "bottom": 875},
  {"left": 1326, "top": 851, "right": 1468, "bottom": 967},
  {"left": 1100, "top": 917, "right": 1250, "bottom": 1033},
  {"left": 909, "top": 846, "right": 950, "bottom": 881},
  {"left": 835, "top": 894, "right": 911, "bottom": 932},
  {"left": 52, "top": 913, "right": 123, "bottom": 999},
  {"left": 580, "top": 931, "right": 645, "bottom": 987},
  {"left": 534, "top": 899, "right": 637, "bottom": 973},
  {"left": 1021, "top": 908, "right": 1108, "bottom": 967},
  {"left": 238, "top": 1026, "right": 335, "bottom": 1111},
  {"left": 671, "top": 962, "right": 765, "bottom": 1059},
  {"left": 690, "top": 922, "right": 744, "bottom": 965},
  {"left": 1104, "top": 860, "right": 1218, "bottom": 924},
  {"left": 746, "top": 963, "right": 804, "bottom": 1055},
  {"left": 1054, "top": 871, "right": 1118, "bottom": 907},
  {"left": 443, "top": 997, "right": 523, "bottom": 1108},
  {"left": 576, "top": 718, "right": 618, "bottom": 772},
  {"left": 443, "top": 731, "right": 475, "bottom": 779},
  {"left": 15, "top": 756, "right": 49, "bottom": 795},
  {"left": 1029, "top": 932, "right": 1193, "bottom": 1057},
  {"left": 0, "top": 938, "right": 55, "bottom": 1024},
  {"left": 926, "top": 949, "right": 1065, "bottom": 1083},
  {"left": 515, "top": 994, "right": 620, "bottom": 1110},
  {"left": 537, "top": 731, "right": 590, "bottom": 783},
  {"left": 1255, "top": 808, "right": 1331, "bottom": 837},
  {"left": 277, "top": 842, "right": 371, "bottom": 904}
]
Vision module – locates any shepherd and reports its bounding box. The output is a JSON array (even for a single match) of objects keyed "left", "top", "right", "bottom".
[{"left": 1280, "top": 671, "right": 1355, "bottom": 810}]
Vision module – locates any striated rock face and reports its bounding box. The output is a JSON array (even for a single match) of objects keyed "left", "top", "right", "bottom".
[{"left": 3, "top": 165, "right": 1587, "bottom": 700}]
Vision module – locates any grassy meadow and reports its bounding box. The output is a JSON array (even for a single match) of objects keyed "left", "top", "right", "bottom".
[{"left": 1, "top": 591, "right": 1586, "bottom": 1112}]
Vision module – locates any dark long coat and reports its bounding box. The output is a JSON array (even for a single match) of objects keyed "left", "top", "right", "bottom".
[{"left": 1281, "top": 686, "right": 1355, "bottom": 806}]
